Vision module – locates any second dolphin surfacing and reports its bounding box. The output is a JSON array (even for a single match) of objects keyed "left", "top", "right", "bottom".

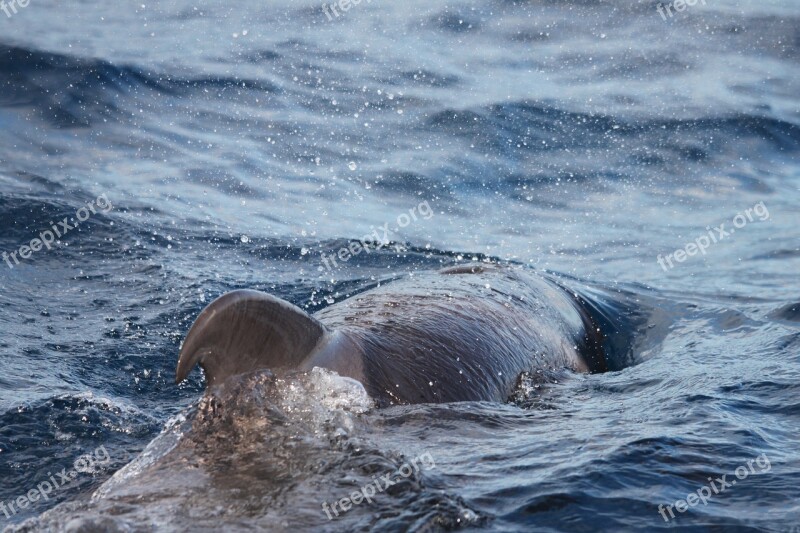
[{"left": 176, "top": 264, "right": 636, "bottom": 405}]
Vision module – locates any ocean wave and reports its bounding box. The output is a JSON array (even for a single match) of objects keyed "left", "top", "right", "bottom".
[{"left": 0, "top": 44, "right": 279, "bottom": 128}]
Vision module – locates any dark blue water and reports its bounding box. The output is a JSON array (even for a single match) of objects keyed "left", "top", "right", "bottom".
[{"left": 1, "top": 0, "right": 799, "bottom": 531}]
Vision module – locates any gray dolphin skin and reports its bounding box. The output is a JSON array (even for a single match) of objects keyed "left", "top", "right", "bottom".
[{"left": 176, "top": 264, "right": 617, "bottom": 405}]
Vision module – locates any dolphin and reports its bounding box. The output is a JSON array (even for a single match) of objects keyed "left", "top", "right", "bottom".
[{"left": 176, "top": 263, "right": 641, "bottom": 404}]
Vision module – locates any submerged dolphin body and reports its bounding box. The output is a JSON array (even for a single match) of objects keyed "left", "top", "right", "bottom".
[{"left": 176, "top": 264, "right": 640, "bottom": 404}]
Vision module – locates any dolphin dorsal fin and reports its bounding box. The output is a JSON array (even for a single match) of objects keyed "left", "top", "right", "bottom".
[{"left": 176, "top": 290, "right": 326, "bottom": 387}]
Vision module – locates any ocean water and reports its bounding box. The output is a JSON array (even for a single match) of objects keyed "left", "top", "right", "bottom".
[{"left": 0, "top": 0, "right": 799, "bottom": 531}]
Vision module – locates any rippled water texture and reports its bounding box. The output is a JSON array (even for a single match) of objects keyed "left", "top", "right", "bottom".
[{"left": 0, "top": 0, "right": 799, "bottom": 531}]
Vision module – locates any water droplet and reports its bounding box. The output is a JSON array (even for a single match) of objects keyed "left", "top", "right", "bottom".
[
  {"left": 348, "top": 161, "right": 357, "bottom": 171},
  {"left": 240, "top": 235, "right": 250, "bottom": 243}
]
